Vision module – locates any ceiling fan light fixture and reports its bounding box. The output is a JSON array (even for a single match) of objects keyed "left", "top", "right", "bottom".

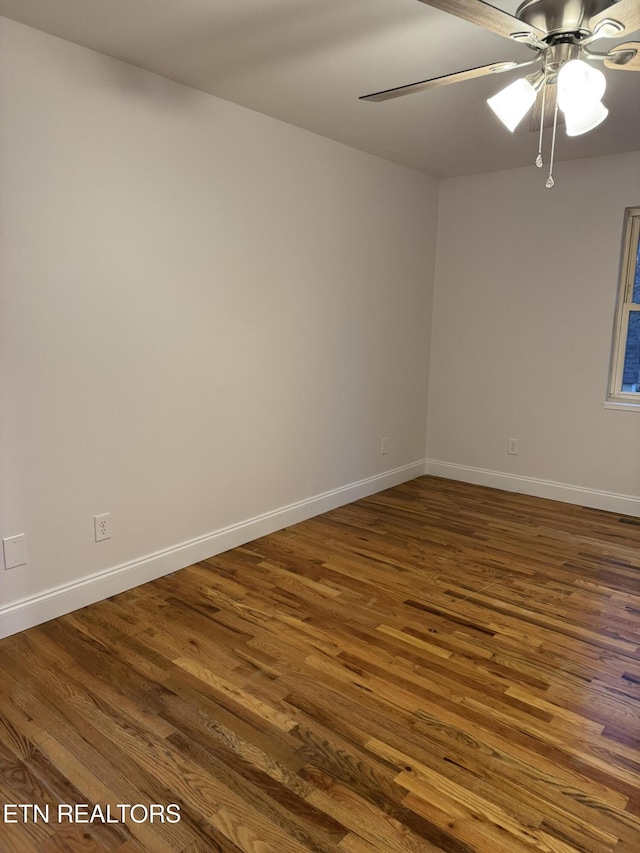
[
  {"left": 563, "top": 99, "right": 609, "bottom": 136},
  {"left": 360, "top": 0, "right": 640, "bottom": 185},
  {"left": 487, "top": 77, "right": 537, "bottom": 132}
]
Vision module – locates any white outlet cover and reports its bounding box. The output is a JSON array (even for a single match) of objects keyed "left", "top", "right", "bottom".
[
  {"left": 3, "top": 534, "right": 27, "bottom": 569},
  {"left": 94, "top": 513, "right": 112, "bottom": 542}
]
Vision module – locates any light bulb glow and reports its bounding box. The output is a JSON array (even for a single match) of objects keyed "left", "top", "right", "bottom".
[
  {"left": 563, "top": 100, "right": 609, "bottom": 136},
  {"left": 557, "top": 60, "right": 606, "bottom": 110},
  {"left": 557, "top": 59, "right": 608, "bottom": 137},
  {"left": 487, "top": 77, "right": 537, "bottom": 132}
]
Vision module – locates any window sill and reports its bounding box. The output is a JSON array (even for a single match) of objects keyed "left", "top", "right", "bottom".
[{"left": 604, "top": 400, "right": 640, "bottom": 411}]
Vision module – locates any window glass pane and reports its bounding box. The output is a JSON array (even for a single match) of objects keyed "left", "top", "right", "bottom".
[
  {"left": 622, "top": 310, "right": 640, "bottom": 392},
  {"left": 633, "top": 236, "right": 640, "bottom": 304}
]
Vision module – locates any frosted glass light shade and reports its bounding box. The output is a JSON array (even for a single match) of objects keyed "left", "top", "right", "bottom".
[
  {"left": 557, "top": 60, "right": 606, "bottom": 111},
  {"left": 487, "top": 78, "right": 537, "bottom": 132},
  {"left": 557, "top": 59, "right": 608, "bottom": 136},
  {"left": 563, "top": 100, "right": 609, "bottom": 136}
]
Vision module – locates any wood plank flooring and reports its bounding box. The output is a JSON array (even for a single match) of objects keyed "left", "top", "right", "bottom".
[{"left": 1, "top": 475, "right": 640, "bottom": 853}]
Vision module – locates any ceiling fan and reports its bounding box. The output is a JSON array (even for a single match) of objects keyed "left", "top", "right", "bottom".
[{"left": 360, "top": 0, "right": 640, "bottom": 185}]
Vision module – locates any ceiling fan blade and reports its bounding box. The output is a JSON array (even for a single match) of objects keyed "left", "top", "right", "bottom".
[
  {"left": 529, "top": 84, "right": 564, "bottom": 132},
  {"left": 590, "top": 0, "right": 640, "bottom": 36},
  {"left": 416, "top": 0, "right": 545, "bottom": 42},
  {"left": 604, "top": 41, "right": 640, "bottom": 70},
  {"left": 360, "top": 60, "right": 519, "bottom": 101}
]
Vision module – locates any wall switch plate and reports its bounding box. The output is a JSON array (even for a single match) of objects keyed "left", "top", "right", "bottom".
[
  {"left": 94, "top": 513, "right": 112, "bottom": 542},
  {"left": 3, "top": 534, "right": 27, "bottom": 569},
  {"left": 381, "top": 437, "right": 389, "bottom": 455},
  {"left": 507, "top": 438, "right": 519, "bottom": 455}
]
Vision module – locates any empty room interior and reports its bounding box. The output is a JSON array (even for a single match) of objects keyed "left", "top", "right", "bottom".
[{"left": 1, "top": 1, "right": 640, "bottom": 852}]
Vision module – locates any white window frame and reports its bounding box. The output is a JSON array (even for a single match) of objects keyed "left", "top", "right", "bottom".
[{"left": 607, "top": 206, "right": 640, "bottom": 407}]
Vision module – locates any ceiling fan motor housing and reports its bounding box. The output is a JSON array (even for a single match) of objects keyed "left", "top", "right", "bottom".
[{"left": 516, "top": 0, "right": 616, "bottom": 39}]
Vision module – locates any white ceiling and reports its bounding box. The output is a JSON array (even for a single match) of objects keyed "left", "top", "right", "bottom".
[{"left": 1, "top": 0, "right": 639, "bottom": 177}]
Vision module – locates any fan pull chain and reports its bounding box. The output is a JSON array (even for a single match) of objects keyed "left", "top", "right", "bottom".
[
  {"left": 546, "top": 96, "right": 559, "bottom": 189},
  {"left": 535, "top": 68, "right": 547, "bottom": 168}
]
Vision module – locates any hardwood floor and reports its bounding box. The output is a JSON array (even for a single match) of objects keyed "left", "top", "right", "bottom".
[{"left": 1, "top": 475, "right": 640, "bottom": 853}]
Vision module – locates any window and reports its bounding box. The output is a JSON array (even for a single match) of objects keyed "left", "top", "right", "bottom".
[{"left": 608, "top": 206, "right": 640, "bottom": 405}]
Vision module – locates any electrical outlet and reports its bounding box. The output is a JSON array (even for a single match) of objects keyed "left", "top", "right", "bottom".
[
  {"left": 3, "top": 534, "right": 27, "bottom": 569},
  {"left": 381, "top": 437, "right": 389, "bottom": 455},
  {"left": 94, "top": 513, "right": 112, "bottom": 542},
  {"left": 507, "top": 438, "right": 519, "bottom": 455}
]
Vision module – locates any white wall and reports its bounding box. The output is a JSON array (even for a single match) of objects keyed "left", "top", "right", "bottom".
[
  {"left": 0, "top": 18, "right": 439, "bottom": 636},
  {"left": 427, "top": 151, "right": 640, "bottom": 513}
]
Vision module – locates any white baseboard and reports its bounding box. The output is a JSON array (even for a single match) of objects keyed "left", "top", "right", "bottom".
[
  {"left": 425, "top": 459, "right": 640, "bottom": 517},
  {"left": 0, "top": 460, "right": 425, "bottom": 640}
]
